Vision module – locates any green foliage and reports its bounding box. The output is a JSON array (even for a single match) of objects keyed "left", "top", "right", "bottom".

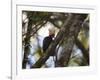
[
  {"left": 68, "top": 57, "right": 82, "bottom": 66},
  {"left": 78, "top": 29, "right": 89, "bottom": 49},
  {"left": 35, "top": 47, "right": 43, "bottom": 57}
]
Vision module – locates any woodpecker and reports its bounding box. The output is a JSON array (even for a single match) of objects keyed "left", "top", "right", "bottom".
[{"left": 43, "top": 27, "right": 55, "bottom": 56}]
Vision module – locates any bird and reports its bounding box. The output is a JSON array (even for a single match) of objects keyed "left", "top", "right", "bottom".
[{"left": 43, "top": 27, "right": 55, "bottom": 56}]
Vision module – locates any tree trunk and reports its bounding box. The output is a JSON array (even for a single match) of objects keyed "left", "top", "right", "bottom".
[
  {"left": 22, "top": 19, "right": 33, "bottom": 69},
  {"left": 58, "top": 14, "right": 88, "bottom": 67}
]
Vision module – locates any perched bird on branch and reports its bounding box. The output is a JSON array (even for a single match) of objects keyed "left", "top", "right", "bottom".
[{"left": 43, "top": 27, "right": 55, "bottom": 55}]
